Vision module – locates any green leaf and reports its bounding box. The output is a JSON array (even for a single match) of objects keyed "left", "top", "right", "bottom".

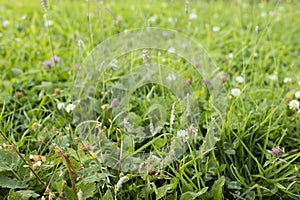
[
  {"left": 211, "top": 176, "right": 225, "bottom": 200},
  {"left": 156, "top": 184, "right": 174, "bottom": 200},
  {"left": 77, "top": 182, "right": 96, "bottom": 200},
  {"left": 180, "top": 187, "right": 208, "bottom": 200},
  {"left": 0, "top": 175, "right": 27, "bottom": 189},
  {"left": 63, "top": 187, "right": 77, "bottom": 200},
  {"left": 0, "top": 150, "right": 20, "bottom": 172},
  {"left": 14, "top": 190, "right": 40, "bottom": 200},
  {"left": 102, "top": 189, "right": 113, "bottom": 200}
]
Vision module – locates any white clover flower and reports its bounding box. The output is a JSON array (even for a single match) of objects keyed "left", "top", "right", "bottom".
[
  {"left": 168, "top": 47, "right": 176, "bottom": 54},
  {"left": 288, "top": 100, "right": 299, "bottom": 110},
  {"left": 166, "top": 73, "right": 176, "bottom": 81},
  {"left": 255, "top": 25, "right": 259, "bottom": 33},
  {"left": 212, "top": 26, "right": 220, "bottom": 32},
  {"left": 228, "top": 53, "right": 234, "bottom": 58},
  {"left": 176, "top": 129, "right": 189, "bottom": 142},
  {"left": 57, "top": 102, "right": 65, "bottom": 110},
  {"left": 268, "top": 74, "right": 278, "bottom": 81},
  {"left": 44, "top": 20, "right": 53, "bottom": 27},
  {"left": 236, "top": 76, "right": 244, "bottom": 83},
  {"left": 65, "top": 103, "right": 76, "bottom": 113},
  {"left": 283, "top": 77, "right": 292, "bottom": 83},
  {"left": 116, "top": 176, "right": 129, "bottom": 192},
  {"left": 2, "top": 20, "right": 10, "bottom": 28},
  {"left": 231, "top": 88, "right": 241, "bottom": 97},
  {"left": 261, "top": 12, "right": 267, "bottom": 17},
  {"left": 189, "top": 13, "right": 198, "bottom": 20},
  {"left": 295, "top": 91, "right": 300, "bottom": 99}
]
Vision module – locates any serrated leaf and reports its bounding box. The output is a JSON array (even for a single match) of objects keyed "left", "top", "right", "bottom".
[
  {"left": 180, "top": 187, "right": 208, "bottom": 200},
  {"left": 211, "top": 176, "right": 225, "bottom": 200},
  {"left": 0, "top": 150, "right": 20, "bottom": 172},
  {"left": 63, "top": 187, "right": 77, "bottom": 200},
  {"left": 77, "top": 182, "right": 96, "bottom": 200},
  {"left": 156, "top": 184, "right": 174, "bottom": 200},
  {"left": 102, "top": 189, "right": 113, "bottom": 200},
  {"left": 14, "top": 190, "right": 40, "bottom": 200},
  {"left": 0, "top": 175, "right": 27, "bottom": 189}
]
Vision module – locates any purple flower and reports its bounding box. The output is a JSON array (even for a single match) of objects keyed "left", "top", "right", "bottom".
[
  {"left": 42, "top": 60, "right": 54, "bottom": 68},
  {"left": 42, "top": 55, "right": 60, "bottom": 68},
  {"left": 51, "top": 55, "right": 60, "bottom": 63},
  {"left": 111, "top": 98, "right": 118, "bottom": 108},
  {"left": 271, "top": 146, "right": 284, "bottom": 156}
]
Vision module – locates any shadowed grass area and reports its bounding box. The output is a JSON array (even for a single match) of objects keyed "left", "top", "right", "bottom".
[{"left": 0, "top": 0, "right": 300, "bottom": 199}]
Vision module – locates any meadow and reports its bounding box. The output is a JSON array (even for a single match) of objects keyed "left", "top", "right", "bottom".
[{"left": 0, "top": 0, "right": 300, "bottom": 199}]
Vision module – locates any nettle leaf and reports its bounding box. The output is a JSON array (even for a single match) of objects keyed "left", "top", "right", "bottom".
[
  {"left": 211, "top": 176, "right": 225, "bottom": 200},
  {"left": 102, "top": 189, "right": 113, "bottom": 200},
  {"left": 0, "top": 150, "right": 20, "bottom": 172},
  {"left": 180, "top": 187, "right": 209, "bottom": 200},
  {"left": 77, "top": 182, "right": 96, "bottom": 199},
  {"left": 63, "top": 186, "right": 77, "bottom": 200},
  {"left": 14, "top": 190, "right": 40, "bottom": 200},
  {"left": 0, "top": 175, "right": 27, "bottom": 189},
  {"left": 156, "top": 184, "right": 174, "bottom": 200}
]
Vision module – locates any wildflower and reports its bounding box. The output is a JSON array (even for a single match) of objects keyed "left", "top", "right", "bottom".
[
  {"left": 176, "top": 129, "right": 189, "bottom": 142},
  {"left": 189, "top": 13, "right": 198, "bottom": 20},
  {"left": 231, "top": 88, "right": 241, "bottom": 97},
  {"left": 42, "top": 60, "right": 54, "bottom": 68},
  {"left": 271, "top": 146, "right": 284, "bottom": 156},
  {"left": 295, "top": 91, "right": 300, "bottom": 99},
  {"left": 235, "top": 76, "right": 244, "bottom": 83},
  {"left": 166, "top": 73, "right": 176, "bottom": 81},
  {"left": 261, "top": 12, "right": 267, "bottom": 17},
  {"left": 32, "top": 161, "right": 42, "bottom": 169},
  {"left": 2, "top": 20, "right": 10, "bottom": 28},
  {"left": 283, "top": 77, "right": 292, "bottom": 83},
  {"left": 51, "top": 55, "right": 60, "bottom": 63},
  {"left": 65, "top": 103, "right": 76, "bottom": 113},
  {"left": 168, "top": 47, "right": 176, "bottom": 54},
  {"left": 44, "top": 20, "right": 53, "bottom": 27},
  {"left": 268, "top": 74, "right": 278, "bottom": 81},
  {"left": 116, "top": 176, "right": 129, "bottom": 192},
  {"left": 57, "top": 102, "right": 65, "bottom": 110},
  {"left": 162, "top": 31, "right": 169, "bottom": 37},
  {"left": 228, "top": 53, "right": 234, "bottom": 58},
  {"left": 255, "top": 25, "right": 259, "bottom": 33},
  {"left": 212, "top": 26, "right": 220, "bottom": 32},
  {"left": 55, "top": 88, "right": 61, "bottom": 95},
  {"left": 288, "top": 100, "right": 299, "bottom": 110},
  {"left": 111, "top": 98, "right": 118, "bottom": 108}
]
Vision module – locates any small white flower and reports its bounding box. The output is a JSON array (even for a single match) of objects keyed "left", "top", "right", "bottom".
[
  {"left": 57, "top": 102, "right": 65, "bottom": 110},
  {"left": 231, "top": 88, "right": 241, "bottom": 97},
  {"left": 149, "top": 15, "right": 158, "bottom": 23},
  {"left": 65, "top": 103, "right": 76, "bottom": 113},
  {"left": 228, "top": 53, "right": 234, "bottom": 58},
  {"left": 116, "top": 176, "right": 129, "bottom": 192},
  {"left": 283, "top": 77, "right": 292, "bottom": 83},
  {"left": 2, "top": 20, "right": 10, "bottom": 28},
  {"left": 268, "top": 74, "right": 278, "bottom": 81},
  {"left": 255, "top": 25, "right": 259, "bottom": 33},
  {"left": 176, "top": 129, "right": 189, "bottom": 142},
  {"left": 261, "top": 12, "right": 267, "bottom": 17},
  {"left": 168, "top": 47, "right": 176, "bottom": 54},
  {"left": 166, "top": 73, "right": 176, "bottom": 81},
  {"left": 189, "top": 13, "right": 198, "bottom": 20},
  {"left": 236, "top": 76, "right": 244, "bottom": 83},
  {"left": 288, "top": 100, "right": 299, "bottom": 110},
  {"left": 44, "top": 20, "right": 53, "bottom": 27},
  {"left": 212, "top": 26, "right": 220, "bottom": 32},
  {"left": 295, "top": 91, "right": 300, "bottom": 99}
]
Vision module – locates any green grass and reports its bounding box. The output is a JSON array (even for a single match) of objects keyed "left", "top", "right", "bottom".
[{"left": 1, "top": 0, "right": 300, "bottom": 199}]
